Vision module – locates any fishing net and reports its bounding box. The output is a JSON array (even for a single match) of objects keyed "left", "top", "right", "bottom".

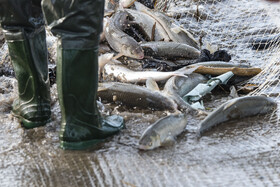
[{"left": 156, "top": 0, "right": 280, "bottom": 121}]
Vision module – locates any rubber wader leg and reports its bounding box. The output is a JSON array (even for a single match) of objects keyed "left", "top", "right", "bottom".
[
  {"left": 56, "top": 46, "right": 124, "bottom": 150},
  {"left": 42, "top": 0, "right": 124, "bottom": 150},
  {"left": 4, "top": 28, "right": 51, "bottom": 128},
  {"left": 0, "top": 0, "right": 51, "bottom": 128}
]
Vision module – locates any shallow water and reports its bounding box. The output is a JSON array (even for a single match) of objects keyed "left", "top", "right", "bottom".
[{"left": 1, "top": 0, "right": 280, "bottom": 186}]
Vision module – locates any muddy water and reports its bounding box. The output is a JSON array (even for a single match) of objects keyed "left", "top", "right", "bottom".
[{"left": 1, "top": 0, "right": 280, "bottom": 186}]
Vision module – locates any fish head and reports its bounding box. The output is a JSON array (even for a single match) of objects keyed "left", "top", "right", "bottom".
[
  {"left": 122, "top": 44, "right": 145, "bottom": 59},
  {"left": 138, "top": 130, "right": 161, "bottom": 150},
  {"left": 264, "top": 97, "right": 278, "bottom": 111}
]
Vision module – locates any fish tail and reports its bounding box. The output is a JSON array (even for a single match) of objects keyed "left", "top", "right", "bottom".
[{"left": 175, "top": 66, "right": 199, "bottom": 77}]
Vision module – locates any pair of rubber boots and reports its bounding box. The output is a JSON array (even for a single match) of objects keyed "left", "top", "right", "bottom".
[{"left": 5, "top": 28, "right": 124, "bottom": 150}]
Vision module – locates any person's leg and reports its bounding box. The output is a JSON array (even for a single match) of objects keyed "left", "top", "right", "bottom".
[
  {"left": 41, "top": 0, "right": 124, "bottom": 150},
  {"left": 0, "top": 0, "right": 51, "bottom": 128}
]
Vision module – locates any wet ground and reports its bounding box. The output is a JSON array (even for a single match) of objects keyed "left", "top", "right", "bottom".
[{"left": 1, "top": 0, "right": 280, "bottom": 186}]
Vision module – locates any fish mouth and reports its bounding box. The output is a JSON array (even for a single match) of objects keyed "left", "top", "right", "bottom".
[{"left": 137, "top": 53, "right": 145, "bottom": 59}]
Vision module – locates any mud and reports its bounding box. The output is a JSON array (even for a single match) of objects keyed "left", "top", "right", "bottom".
[{"left": 0, "top": 0, "right": 280, "bottom": 186}]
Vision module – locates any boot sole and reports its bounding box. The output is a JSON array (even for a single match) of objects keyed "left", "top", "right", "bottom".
[
  {"left": 12, "top": 111, "right": 51, "bottom": 129},
  {"left": 60, "top": 139, "right": 105, "bottom": 150}
]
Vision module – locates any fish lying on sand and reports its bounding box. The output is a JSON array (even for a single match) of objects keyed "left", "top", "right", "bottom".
[
  {"left": 97, "top": 82, "right": 178, "bottom": 111},
  {"left": 198, "top": 96, "right": 277, "bottom": 135},
  {"left": 138, "top": 114, "right": 188, "bottom": 150},
  {"left": 141, "top": 41, "right": 201, "bottom": 60},
  {"left": 104, "top": 10, "right": 144, "bottom": 59},
  {"left": 103, "top": 64, "right": 198, "bottom": 83}
]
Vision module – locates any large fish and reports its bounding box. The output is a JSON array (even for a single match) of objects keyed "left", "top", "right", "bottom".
[
  {"left": 162, "top": 74, "right": 207, "bottom": 111},
  {"left": 189, "top": 61, "right": 249, "bottom": 68},
  {"left": 104, "top": 10, "right": 144, "bottom": 59},
  {"left": 125, "top": 9, "right": 170, "bottom": 41},
  {"left": 135, "top": 2, "right": 199, "bottom": 49},
  {"left": 138, "top": 114, "right": 188, "bottom": 150},
  {"left": 97, "top": 82, "right": 178, "bottom": 111},
  {"left": 163, "top": 73, "right": 207, "bottom": 97},
  {"left": 141, "top": 41, "right": 201, "bottom": 60},
  {"left": 103, "top": 64, "right": 197, "bottom": 83},
  {"left": 198, "top": 96, "right": 277, "bottom": 135},
  {"left": 249, "top": 34, "right": 280, "bottom": 50}
]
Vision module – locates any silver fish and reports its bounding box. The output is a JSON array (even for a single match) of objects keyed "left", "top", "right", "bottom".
[
  {"left": 104, "top": 10, "right": 144, "bottom": 59},
  {"left": 198, "top": 96, "right": 277, "bottom": 135},
  {"left": 189, "top": 61, "right": 249, "bottom": 68},
  {"left": 98, "top": 53, "right": 114, "bottom": 74},
  {"left": 97, "top": 82, "right": 178, "bottom": 111},
  {"left": 162, "top": 74, "right": 207, "bottom": 111},
  {"left": 103, "top": 64, "right": 197, "bottom": 83},
  {"left": 135, "top": 2, "right": 199, "bottom": 48},
  {"left": 126, "top": 9, "right": 170, "bottom": 41},
  {"left": 138, "top": 114, "right": 188, "bottom": 150},
  {"left": 141, "top": 41, "right": 201, "bottom": 60},
  {"left": 119, "top": 0, "right": 136, "bottom": 8},
  {"left": 163, "top": 73, "right": 207, "bottom": 97}
]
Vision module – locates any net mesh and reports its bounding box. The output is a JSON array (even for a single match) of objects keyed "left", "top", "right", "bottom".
[{"left": 157, "top": 0, "right": 280, "bottom": 121}]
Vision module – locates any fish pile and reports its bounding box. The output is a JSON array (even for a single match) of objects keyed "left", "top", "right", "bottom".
[{"left": 97, "top": 1, "right": 276, "bottom": 150}]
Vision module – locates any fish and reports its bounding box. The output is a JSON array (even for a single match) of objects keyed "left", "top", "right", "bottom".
[
  {"left": 98, "top": 53, "right": 114, "bottom": 74},
  {"left": 170, "top": 24, "right": 200, "bottom": 49},
  {"left": 135, "top": 2, "right": 199, "bottom": 48},
  {"left": 103, "top": 64, "right": 198, "bottom": 83},
  {"left": 104, "top": 0, "right": 119, "bottom": 16},
  {"left": 97, "top": 82, "right": 178, "bottom": 111},
  {"left": 163, "top": 73, "right": 208, "bottom": 97},
  {"left": 104, "top": 10, "right": 145, "bottom": 59},
  {"left": 125, "top": 9, "right": 169, "bottom": 41},
  {"left": 138, "top": 114, "right": 188, "bottom": 150},
  {"left": 198, "top": 96, "right": 277, "bottom": 135},
  {"left": 119, "top": 0, "right": 136, "bottom": 8},
  {"left": 249, "top": 34, "right": 280, "bottom": 50},
  {"left": 189, "top": 61, "right": 249, "bottom": 68},
  {"left": 162, "top": 74, "right": 207, "bottom": 111},
  {"left": 141, "top": 41, "right": 201, "bottom": 60}
]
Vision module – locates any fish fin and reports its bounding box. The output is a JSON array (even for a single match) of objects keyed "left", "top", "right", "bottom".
[
  {"left": 229, "top": 85, "right": 239, "bottom": 98},
  {"left": 98, "top": 53, "right": 114, "bottom": 67},
  {"left": 146, "top": 78, "right": 160, "bottom": 91},
  {"left": 162, "top": 136, "right": 176, "bottom": 146}
]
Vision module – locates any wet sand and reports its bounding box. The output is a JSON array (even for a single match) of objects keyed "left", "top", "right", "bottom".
[{"left": 0, "top": 0, "right": 280, "bottom": 186}]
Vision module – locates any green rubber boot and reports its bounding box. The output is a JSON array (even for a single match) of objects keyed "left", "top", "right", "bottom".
[
  {"left": 57, "top": 45, "right": 124, "bottom": 150},
  {"left": 4, "top": 28, "right": 51, "bottom": 128}
]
